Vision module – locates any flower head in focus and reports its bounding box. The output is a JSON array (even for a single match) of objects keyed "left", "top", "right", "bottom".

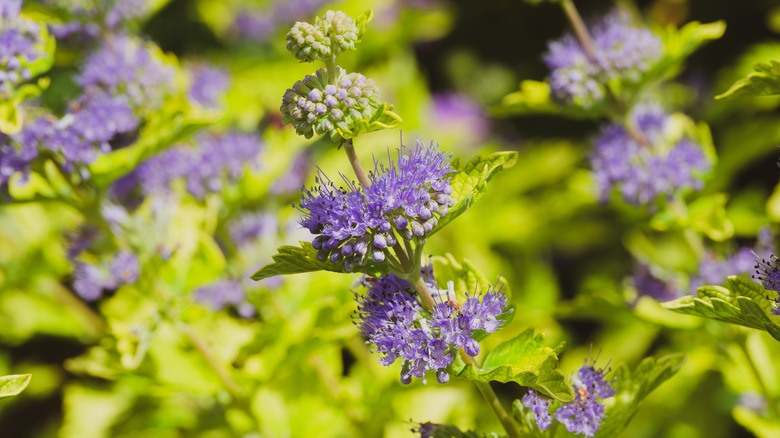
[
  {"left": 298, "top": 139, "right": 453, "bottom": 272},
  {"left": 354, "top": 272, "right": 510, "bottom": 384}
]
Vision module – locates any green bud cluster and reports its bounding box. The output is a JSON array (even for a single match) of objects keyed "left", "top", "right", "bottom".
[
  {"left": 280, "top": 66, "right": 382, "bottom": 141},
  {"left": 286, "top": 10, "right": 363, "bottom": 63}
]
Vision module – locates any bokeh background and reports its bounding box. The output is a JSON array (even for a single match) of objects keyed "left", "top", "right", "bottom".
[{"left": 2, "top": 0, "right": 780, "bottom": 436}]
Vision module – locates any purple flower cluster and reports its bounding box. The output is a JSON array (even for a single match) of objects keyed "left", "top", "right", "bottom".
[
  {"left": 73, "top": 250, "right": 140, "bottom": 301},
  {"left": 281, "top": 66, "right": 382, "bottom": 140},
  {"left": 591, "top": 106, "right": 710, "bottom": 205},
  {"left": 271, "top": 148, "right": 312, "bottom": 196},
  {"left": 753, "top": 252, "right": 780, "bottom": 315},
  {"left": 131, "top": 131, "right": 262, "bottom": 199},
  {"left": 229, "top": 212, "right": 277, "bottom": 248},
  {"left": 0, "top": 0, "right": 47, "bottom": 96},
  {"left": 689, "top": 248, "right": 755, "bottom": 292},
  {"left": 355, "top": 273, "right": 509, "bottom": 384},
  {"left": 189, "top": 64, "right": 229, "bottom": 108},
  {"left": 298, "top": 140, "right": 453, "bottom": 270},
  {"left": 523, "top": 359, "right": 615, "bottom": 437},
  {"left": 232, "top": 0, "right": 331, "bottom": 42},
  {"left": 428, "top": 93, "right": 490, "bottom": 147},
  {"left": 78, "top": 35, "right": 175, "bottom": 111},
  {"left": 47, "top": 0, "right": 149, "bottom": 42},
  {"left": 193, "top": 280, "right": 255, "bottom": 318},
  {"left": 545, "top": 10, "right": 662, "bottom": 108},
  {"left": 631, "top": 264, "right": 681, "bottom": 302},
  {"left": 2, "top": 92, "right": 138, "bottom": 183}
]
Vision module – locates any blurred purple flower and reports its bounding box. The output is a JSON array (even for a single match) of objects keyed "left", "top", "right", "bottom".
[
  {"left": 591, "top": 105, "right": 710, "bottom": 205},
  {"left": 233, "top": 0, "right": 332, "bottom": 42},
  {"left": 690, "top": 248, "right": 755, "bottom": 292},
  {"left": 189, "top": 64, "right": 229, "bottom": 108},
  {"left": 193, "top": 279, "right": 255, "bottom": 318},
  {"left": 631, "top": 264, "right": 681, "bottom": 302},
  {"left": 545, "top": 10, "right": 662, "bottom": 108},
  {"left": 109, "top": 250, "right": 140, "bottom": 286},
  {"left": 131, "top": 131, "right": 262, "bottom": 199},
  {"left": 0, "top": 2, "right": 47, "bottom": 95},
  {"left": 428, "top": 93, "right": 490, "bottom": 146},
  {"left": 73, "top": 262, "right": 111, "bottom": 301},
  {"left": 78, "top": 35, "right": 175, "bottom": 110},
  {"left": 229, "top": 212, "right": 277, "bottom": 248}
]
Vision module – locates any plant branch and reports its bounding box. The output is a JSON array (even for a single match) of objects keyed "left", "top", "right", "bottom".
[
  {"left": 343, "top": 139, "right": 371, "bottom": 189},
  {"left": 459, "top": 350, "right": 522, "bottom": 438}
]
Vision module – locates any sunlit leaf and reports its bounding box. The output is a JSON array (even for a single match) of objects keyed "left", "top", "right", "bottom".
[
  {"left": 716, "top": 61, "right": 780, "bottom": 99},
  {"left": 663, "top": 276, "right": 780, "bottom": 341},
  {"left": 456, "top": 329, "right": 574, "bottom": 402},
  {"left": 0, "top": 374, "right": 32, "bottom": 398}
]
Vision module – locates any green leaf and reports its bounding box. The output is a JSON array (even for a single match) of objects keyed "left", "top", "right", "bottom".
[
  {"left": 0, "top": 374, "right": 32, "bottom": 398},
  {"left": 456, "top": 329, "right": 574, "bottom": 402},
  {"left": 250, "top": 242, "right": 388, "bottom": 281},
  {"left": 716, "top": 60, "right": 780, "bottom": 99},
  {"left": 652, "top": 193, "right": 734, "bottom": 241},
  {"left": 662, "top": 276, "right": 780, "bottom": 341},
  {"left": 430, "top": 151, "right": 518, "bottom": 236},
  {"left": 652, "top": 21, "right": 726, "bottom": 82},
  {"left": 594, "top": 354, "right": 685, "bottom": 437},
  {"left": 88, "top": 109, "right": 216, "bottom": 188},
  {"left": 492, "top": 80, "right": 598, "bottom": 120}
]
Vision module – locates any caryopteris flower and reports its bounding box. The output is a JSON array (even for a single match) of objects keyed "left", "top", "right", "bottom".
[
  {"left": 689, "top": 248, "right": 755, "bottom": 292},
  {"left": 78, "top": 35, "right": 175, "bottom": 111},
  {"left": 554, "top": 359, "right": 615, "bottom": 437},
  {"left": 285, "top": 10, "right": 363, "bottom": 62},
  {"left": 193, "top": 280, "right": 255, "bottom": 318},
  {"left": 522, "top": 390, "right": 553, "bottom": 431},
  {"left": 545, "top": 10, "right": 662, "bottom": 108},
  {"left": 130, "top": 131, "right": 263, "bottom": 199},
  {"left": 591, "top": 105, "right": 710, "bottom": 205},
  {"left": 0, "top": 0, "right": 49, "bottom": 96},
  {"left": 280, "top": 66, "right": 382, "bottom": 141},
  {"left": 355, "top": 273, "right": 509, "bottom": 384},
  {"left": 753, "top": 252, "right": 780, "bottom": 315},
  {"left": 189, "top": 64, "right": 229, "bottom": 108},
  {"left": 298, "top": 140, "right": 453, "bottom": 272},
  {"left": 631, "top": 264, "right": 681, "bottom": 302},
  {"left": 72, "top": 250, "right": 140, "bottom": 301}
]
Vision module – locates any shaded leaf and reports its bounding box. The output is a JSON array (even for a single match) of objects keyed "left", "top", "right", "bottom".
[
  {"left": 0, "top": 374, "right": 32, "bottom": 398},
  {"left": 663, "top": 276, "right": 780, "bottom": 341},
  {"left": 717, "top": 61, "right": 780, "bottom": 99},
  {"left": 456, "top": 329, "right": 574, "bottom": 402},
  {"left": 652, "top": 21, "right": 726, "bottom": 81}
]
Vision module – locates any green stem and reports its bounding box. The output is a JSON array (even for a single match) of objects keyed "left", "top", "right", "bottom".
[
  {"left": 324, "top": 55, "right": 338, "bottom": 85},
  {"left": 739, "top": 336, "right": 780, "bottom": 418},
  {"left": 409, "top": 278, "right": 520, "bottom": 438},
  {"left": 561, "top": 0, "right": 598, "bottom": 63},
  {"left": 459, "top": 350, "right": 522, "bottom": 438},
  {"left": 343, "top": 139, "right": 371, "bottom": 189}
]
